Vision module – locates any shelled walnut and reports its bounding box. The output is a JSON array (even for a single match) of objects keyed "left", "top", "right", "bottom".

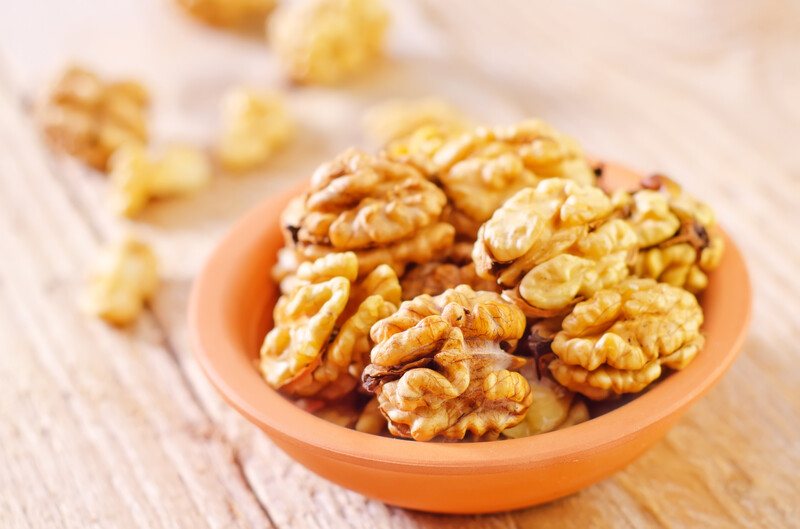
[
  {"left": 617, "top": 175, "right": 724, "bottom": 293},
  {"left": 278, "top": 148, "right": 454, "bottom": 277},
  {"left": 109, "top": 144, "right": 212, "bottom": 217},
  {"left": 363, "top": 98, "right": 471, "bottom": 146},
  {"left": 37, "top": 65, "right": 149, "bottom": 171},
  {"left": 362, "top": 286, "right": 531, "bottom": 441},
  {"left": 473, "top": 179, "right": 638, "bottom": 316},
  {"left": 268, "top": 0, "right": 389, "bottom": 85},
  {"left": 175, "top": 0, "right": 275, "bottom": 29},
  {"left": 259, "top": 252, "right": 401, "bottom": 400},
  {"left": 84, "top": 237, "right": 158, "bottom": 325},
  {"left": 388, "top": 121, "right": 596, "bottom": 238},
  {"left": 217, "top": 87, "right": 293, "bottom": 173},
  {"left": 548, "top": 278, "right": 704, "bottom": 400}
]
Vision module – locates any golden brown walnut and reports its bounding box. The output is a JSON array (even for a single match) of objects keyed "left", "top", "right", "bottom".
[
  {"left": 217, "top": 88, "right": 293, "bottom": 172},
  {"left": 384, "top": 124, "right": 458, "bottom": 178},
  {"left": 400, "top": 262, "right": 499, "bottom": 300},
  {"left": 362, "top": 286, "right": 531, "bottom": 441},
  {"left": 363, "top": 98, "right": 471, "bottom": 146},
  {"left": 84, "top": 237, "right": 158, "bottom": 325},
  {"left": 388, "top": 120, "right": 595, "bottom": 237},
  {"left": 502, "top": 372, "right": 587, "bottom": 438},
  {"left": 268, "top": 0, "right": 389, "bottom": 85},
  {"left": 109, "top": 144, "right": 212, "bottom": 217},
  {"left": 354, "top": 397, "right": 387, "bottom": 434},
  {"left": 621, "top": 175, "right": 725, "bottom": 293},
  {"left": 548, "top": 278, "right": 704, "bottom": 400},
  {"left": 473, "top": 179, "right": 638, "bottom": 315},
  {"left": 37, "top": 65, "right": 149, "bottom": 171},
  {"left": 175, "top": 0, "right": 275, "bottom": 29},
  {"left": 259, "top": 252, "right": 401, "bottom": 400},
  {"left": 280, "top": 149, "right": 454, "bottom": 276}
]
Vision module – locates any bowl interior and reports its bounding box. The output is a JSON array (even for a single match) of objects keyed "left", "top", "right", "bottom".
[{"left": 189, "top": 162, "right": 752, "bottom": 472}]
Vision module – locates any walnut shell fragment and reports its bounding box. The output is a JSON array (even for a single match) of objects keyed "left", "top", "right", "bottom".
[
  {"left": 260, "top": 252, "right": 400, "bottom": 400},
  {"left": 548, "top": 278, "right": 704, "bottom": 400},
  {"left": 363, "top": 285, "right": 531, "bottom": 441},
  {"left": 473, "top": 179, "right": 638, "bottom": 315}
]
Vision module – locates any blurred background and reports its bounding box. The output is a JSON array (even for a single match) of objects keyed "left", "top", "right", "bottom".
[{"left": 1, "top": 1, "right": 798, "bottom": 528}]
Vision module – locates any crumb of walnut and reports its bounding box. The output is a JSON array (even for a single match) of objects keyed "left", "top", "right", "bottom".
[
  {"left": 363, "top": 98, "right": 471, "bottom": 146},
  {"left": 548, "top": 278, "right": 704, "bottom": 400},
  {"left": 362, "top": 285, "right": 531, "bottom": 441},
  {"left": 175, "top": 0, "right": 276, "bottom": 29},
  {"left": 268, "top": 0, "right": 389, "bottom": 85},
  {"left": 259, "top": 251, "right": 401, "bottom": 400},
  {"left": 37, "top": 65, "right": 149, "bottom": 171},
  {"left": 389, "top": 120, "right": 595, "bottom": 237},
  {"left": 217, "top": 88, "right": 294, "bottom": 172},
  {"left": 473, "top": 179, "right": 638, "bottom": 315},
  {"left": 280, "top": 148, "right": 454, "bottom": 276},
  {"left": 109, "top": 144, "right": 212, "bottom": 217},
  {"left": 622, "top": 174, "right": 725, "bottom": 293},
  {"left": 84, "top": 237, "right": 158, "bottom": 325}
]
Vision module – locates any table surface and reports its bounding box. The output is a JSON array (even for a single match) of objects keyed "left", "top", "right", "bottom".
[{"left": 1, "top": 1, "right": 799, "bottom": 528}]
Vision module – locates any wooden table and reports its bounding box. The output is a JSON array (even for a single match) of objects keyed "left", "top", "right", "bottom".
[{"left": 2, "top": 1, "right": 799, "bottom": 527}]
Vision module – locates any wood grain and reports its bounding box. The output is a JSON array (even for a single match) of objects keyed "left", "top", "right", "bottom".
[{"left": 1, "top": 1, "right": 799, "bottom": 528}]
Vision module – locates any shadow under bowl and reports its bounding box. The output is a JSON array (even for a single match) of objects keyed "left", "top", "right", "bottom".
[{"left": 188, "top": 161, "right": 752, "bottom": 514}]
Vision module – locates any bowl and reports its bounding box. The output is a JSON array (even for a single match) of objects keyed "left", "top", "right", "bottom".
[{"left": 188, "top": 161, "right": 752, "bottom": 514}]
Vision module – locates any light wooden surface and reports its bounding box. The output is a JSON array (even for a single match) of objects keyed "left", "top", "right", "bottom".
[{"left": 1, "top": 1, "right": 799, "bottom": 528}]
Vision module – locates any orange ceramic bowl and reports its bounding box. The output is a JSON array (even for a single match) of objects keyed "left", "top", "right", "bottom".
[{"left": 189, "top": 162, "right": 752, "bottom": 514}]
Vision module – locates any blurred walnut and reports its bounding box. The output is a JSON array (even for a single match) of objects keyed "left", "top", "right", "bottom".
[
  {"left": 621, "top": 175, "right": 724, "bottom": 293},
  {"left": 473, "top": 179, "right": 638, "bottom": 315},
  {"left": 109, "top": 144, "right": 212, "bottom": 217},
  {"left": 37, "top": 65, "right": 149, "bottom": 171},
  {"left": 384, "top": 124, "right": 457, "bottom": 178},
  {"left": 217, "top": 88, "right": 293, "bottom": 172},
  {"left": 268, "top": 0, "right": 389, "bottom": 85},
  {"left": 280, "top": 149, "right": 454, "bottom": 276},
  {"left": 260, "top": 252, "right": 401, "bottom": 400},
  {"left": 363, "top": 285, "right": 531, "bottom": 441},
  {"left": 354, "top": 397, "right": 387, "bottom": 434},
  {"left": 176, "top": 0, "right": 275, "bottom": 29},
  {"left": 84, "top": 237, "right": 158, "bottom": 325},
  {"left": 363, "top": 98, "right": 471, "bottom": 146},
  {"left": 549, "top": 278, "right": 704, "bottom": 400},
  {"left": 388, "top": 121, "right": 596, "bottom": 237}
]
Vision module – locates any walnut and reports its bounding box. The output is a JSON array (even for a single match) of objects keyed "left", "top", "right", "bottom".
[
  {"left": 623, "top": 175, "right": 724, "bottom": 293},
  {"left": 84, "top": 237, "right": 158, "bottom": 325},
  {"left": 384, "top": 124, "right": 458, "bottom": 178},
  {"left": 502, "top": 373, "right": 586, "bottom": 438},
  {"left": 388, "top": 120, "right": 596, "bottom": 237},
  {"left": 473, "top": 180, "right": 638, "bottom": 315},
  {"left": 400, "top": 262, "right": 498, "bottom": 300},
  {"left": 354, "top": 397, "right": 387, "bottom": 434},
  {"left": 217, "top": 88, "right": 293, "bottom": 172},
  {"left": 268, "top": 0, "right": 389, "bottom": 85},
  {"left": 175, "top": 0, "right": 275, "bottom": 29},
  {"left": 548, "top": 278, "right": 704, "bottom": 399},
  {"left": 259, "top": 252, "right": 400, "bottom": 400},
  {"left": 109, "top": 144, "right": 212, "bottom": 217},
  {"left": 363, "top": 98, "right": 471, "bottom": 146},
  {"left": 37, "top": 65, "right": 148, "bottom": 171},
  {"left": 281, "top": 149, "right": 453, "bottom": 276},
  {"left": 363, "top": 286, "right": 531, "bottom": 441}
]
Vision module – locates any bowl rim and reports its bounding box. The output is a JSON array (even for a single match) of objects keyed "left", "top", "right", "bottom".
[{"left": 188, "top": 161, "right": 752, "bottom": 474}]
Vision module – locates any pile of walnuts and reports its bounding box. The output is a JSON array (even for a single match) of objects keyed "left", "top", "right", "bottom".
[{"left": 260, "top": 119, "right": 723, "bottom": 442}]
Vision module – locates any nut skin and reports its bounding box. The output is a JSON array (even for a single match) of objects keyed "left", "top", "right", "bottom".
[
  {"left": 268, "top": 0, "right": 389, "bottom": 85},
  {"left": 37, "top": 65, "right": 149, "bottom": 171},
  {"left": 548, "top": 278, "right": 705, "bottom": 400},
  {"left": 259, "top": 252, "right": 400, "bottom": 400},
  {"left": 363, "top": 285, "right": 532, "bottom": 441},
  {"left": 472, "top": 179, "right": 638, "bottom": 315}
]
